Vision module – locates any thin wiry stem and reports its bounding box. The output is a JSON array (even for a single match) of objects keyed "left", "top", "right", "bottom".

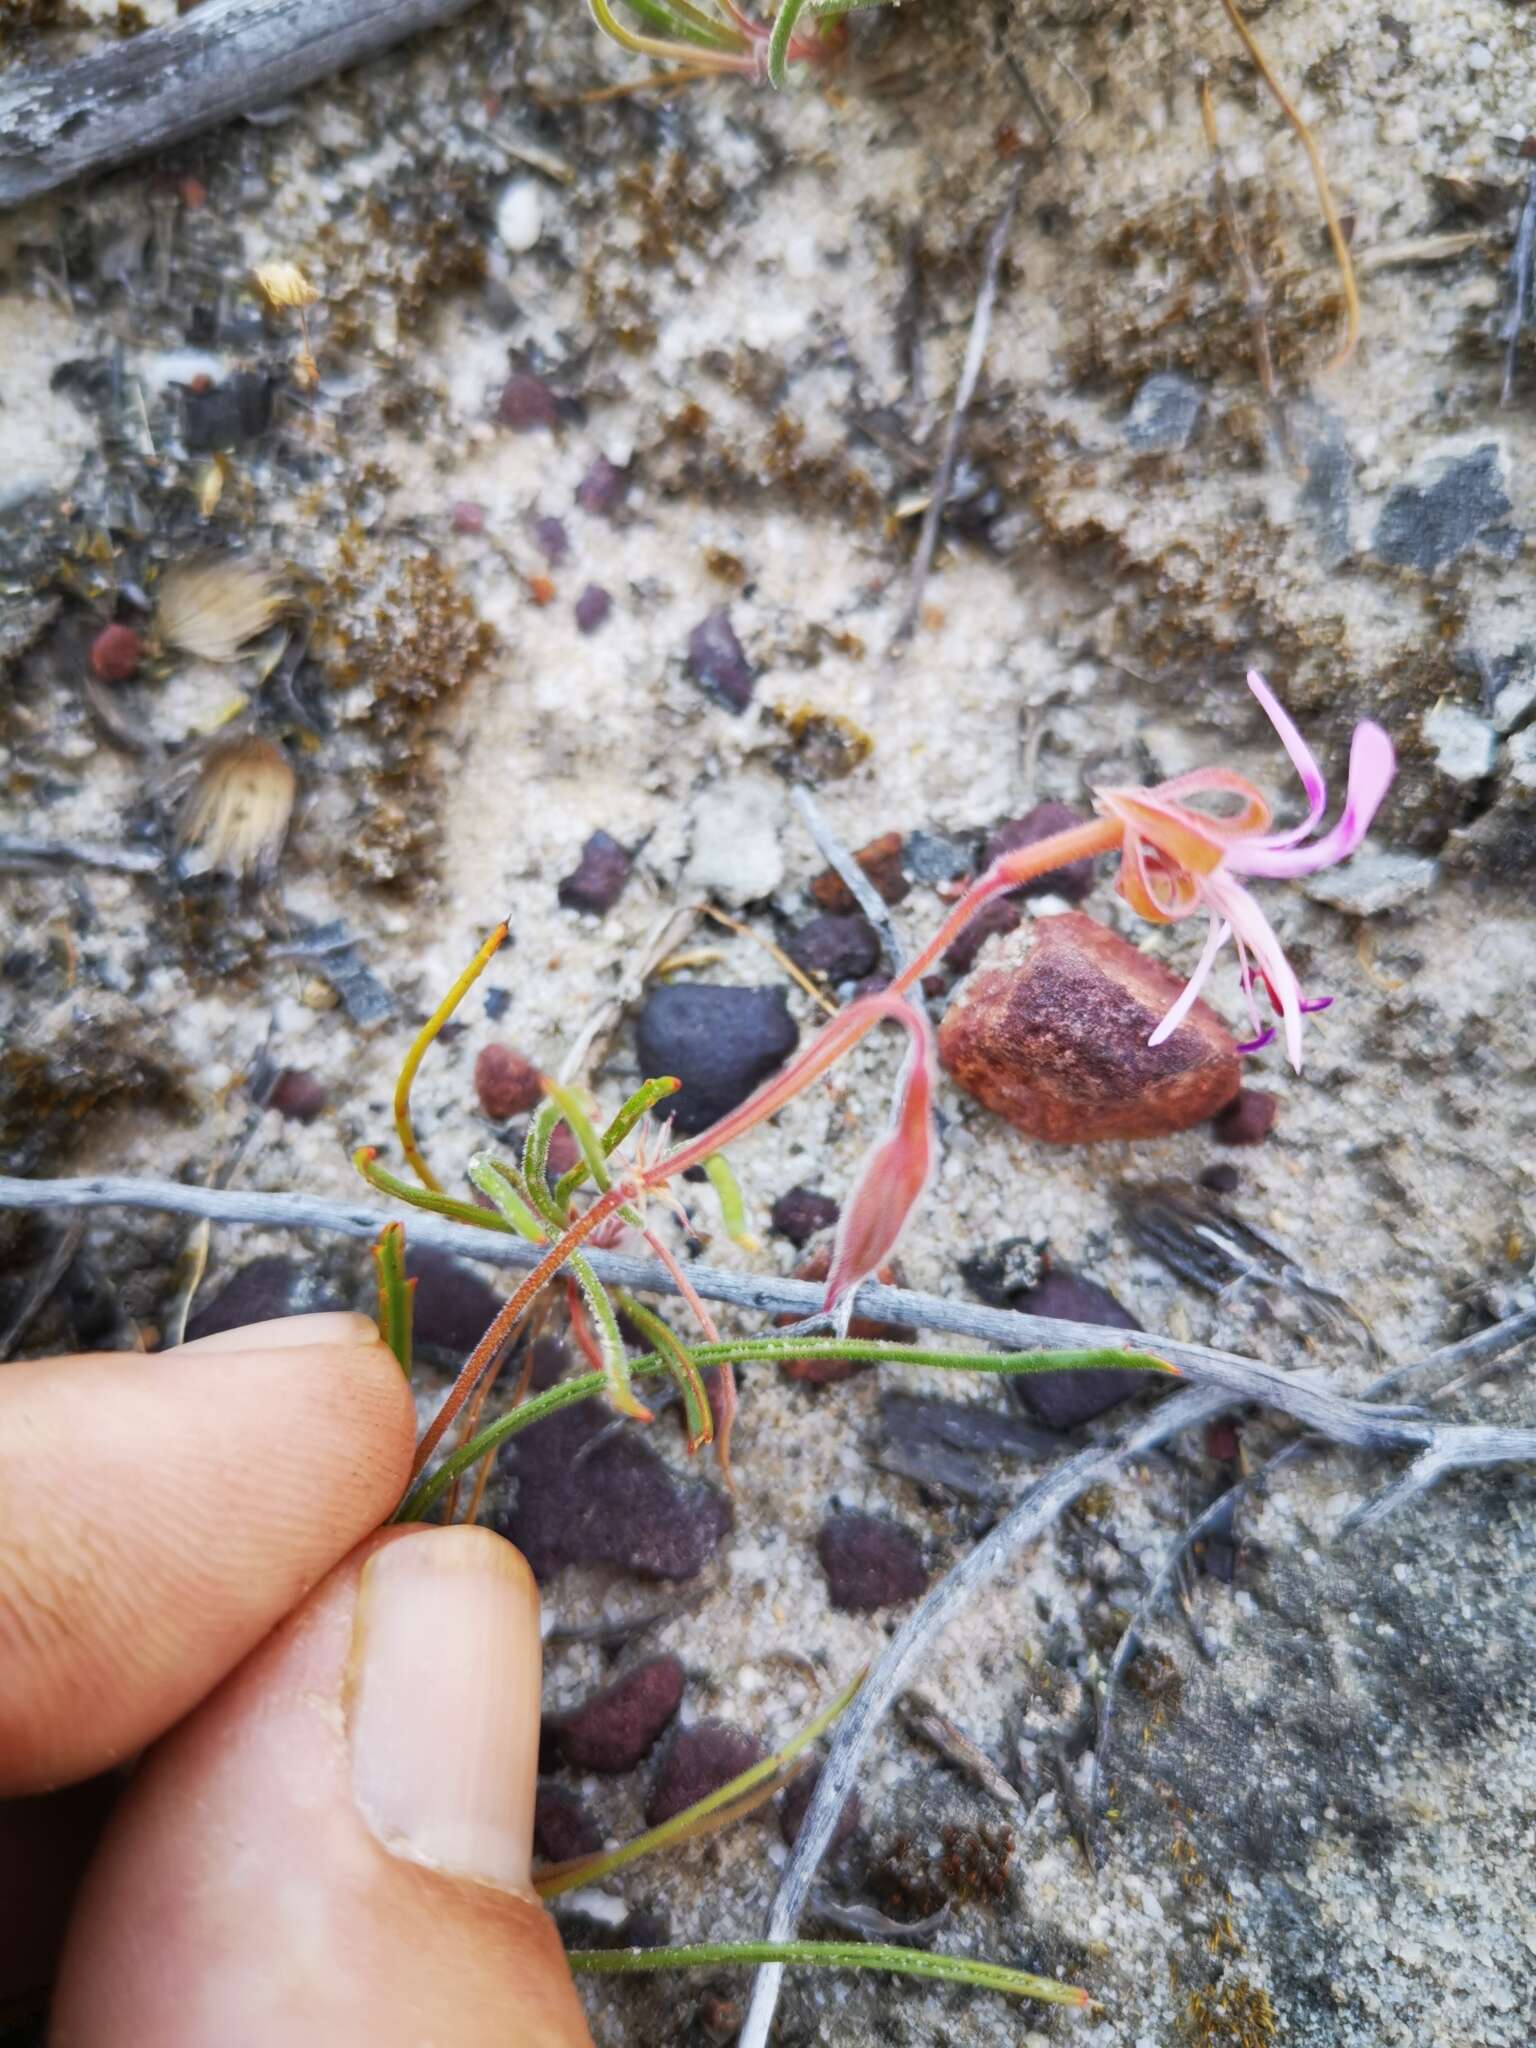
[
  {"left": 790, "top": 785, "right": 907, "bottom": 977},
  {"left": 1218, "top": 0, "right": 1360, "bottom": 369},
  {"left": 392, "top": 919, "right": 508, "bottom": 1194},
  {"left": 1198, "top": 68, "right": 1277, "bottom": 400},
  {"left": 893, "top": 162, "right": 1026, "bottom": 648},
  {"left": 568, "top": 1939, "right": 1089, "bottom": 2006}
]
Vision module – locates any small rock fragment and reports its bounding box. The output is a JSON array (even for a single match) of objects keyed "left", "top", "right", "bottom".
[
  {"left": 1123, "top": 371, "right": 1206, "bottom": 452},
  {"left": 1006, "top": 1268, "right": 1152, "bottom": 1428},
  {"left": 558, "top": 831, "right": 631, "bottom": 914},
  {"left": 1200, "top": 1161, "right": 1241, "bottom": 1194},
  {"left": 769, "top": 1185, "right": 840, "bottom": 1246},
  {"left": 89, "top": 622, "right": 142, "bottom": 683},
  {"left": 451, "top": 499, "right": 486, "bottom": 535},
  {"left": 941, "top": 896, "right": 1021, "bottom": 976},
  {"left": 779, "top": 1764, "right": 860, "bottom": 1851},
  {"left": 817, "top": 1512, "right": 928, "bottom": 1612},
  {"left": 576, "top": 454, "right": 628, "bottom": 518},
  {"left": 531, "top": 515, "right": 570, "bottom": 565},
  {"left": 683, "top": 778, "right": 785, "bottom": 905},
  {"left": 574, "top": 584, "right": 612, "bottom": 634},
  {"left": 181, "top": 370, "right": 274, "bottom": 452},
  {"left": 266, "top": 1066, "right": 326, "bottom": 1123},
  {"left": 959, "top": 1237, "right": 1044, "bottom": 1304},
  {"left": 1372, "top": 443, "right": 1515, "bottom": 572},
  {"left": 788, "top": 912, "right": 881, "bottom": 983},
  {"left": 550, "top": 1655, "right": 686, "bottom": 1773},
  {"left": 492, "top": 1404, "right": 732, "bottom": 1581},
  {"left": 777, "top": 1249, "right": 915, "bottom": 1381},
  {"left": 810, "top": 831, "right": 909, "bottom": 911},
  {"left": 1301, "top": 844, "right": 1437, "bottom": 916},
  {"left": 1421, "top": 701, "right": 1497, "bottom": 782},
  {"left": 1213, "top": 1087, "right": 1277, "bottom": 1147},
  {"left": 646, "top": 1723, "right": 766, "bottom": 1827},
  {"left": 495, "top": 179, "right": 543, "bottom": 252},
  {"left": 635, "top": 984, "right": 797, "bottom": 1135},
  {"left": 984, "top": 803, "right": 1096, "bottom": 902},
  {"left": 687, "top": 608, "right": 755, "bottom": 712},
  {"left": 475, "top": 1043, "right": 544, "bottom": 1120},
  {"left": 905, "top": 829, "right": 978, "bottom": 886},
  {"left": 938, "top": 911, "right": 1240, "bottom": 1142},
  {"left": 535, "top": 1783, "right": 602, "bottom": 1864},
  {"left": 183, "top": 1255, "right": 324, "bottom": 1340},
  {"left": 498, "top": 372, "right": 559, "bottom": 431}
]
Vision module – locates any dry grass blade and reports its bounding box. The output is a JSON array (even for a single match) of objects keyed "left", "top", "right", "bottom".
[{"left": 158, "top": 557, "right": 284, "bottom": 663}]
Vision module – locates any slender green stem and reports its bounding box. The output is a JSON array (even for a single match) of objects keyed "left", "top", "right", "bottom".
[
  {"left": 466, "top": 1155, "right": 548, "bottom": 1244},
  {"left": 569, "top": 1251, "right": 651, "bottom": 1419},
  {"left": 395, "top": 1341, "right": 1173, "bottom": 1522},
  {"left": 565, "top": 1941, "right": 1089, "bottom": 2007},
  {"left": 393, "top": 920, "right": 508, "bottom": 1194},
  {"left": 538, "top": 1669, "right": 862, "bottom": 1897},
  {"left": 616, "top": 1295, "right": 713, "bottom": 1450}
]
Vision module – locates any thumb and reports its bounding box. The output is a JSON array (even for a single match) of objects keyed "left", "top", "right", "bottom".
[{"left": 51, "top": 1525, "right": 592, "bottom": 2048}]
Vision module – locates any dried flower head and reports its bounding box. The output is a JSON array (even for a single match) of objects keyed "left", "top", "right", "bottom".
[
  {"left": 157, "top": 557, "right": 283, "bottom": 663},
  {"left": 254, "top": 261, "right": 318, "bottom": 310},
  {"left": 177, "top": 734, "right": 296, "bottom": 880}
]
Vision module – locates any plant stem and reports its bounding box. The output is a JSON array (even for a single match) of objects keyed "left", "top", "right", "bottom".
[
  {"left": 392, "top": 920, "right": 508, "bottom": 1194},
  {"left": 565, "top": 1940, "right": 1089, "bottom": 2007}
]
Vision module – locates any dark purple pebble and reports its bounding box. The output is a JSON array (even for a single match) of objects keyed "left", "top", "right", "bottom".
[
  {"left": 769, "top": 1185, "right": 840, "bottom": 1247},
  {"left": 1213, "top": 1087, "right": 1278, "bottom": 1146},
  {"left": 646, "top": 1723, "right": 766, "bottom": 1827},
  {"left": 779, "top": 1764, "right": 861, "bottom": 1851},
  {"left": 1200, "top": 1161, "right": 1242, "bottom": 1193},
  {"left": 498, "top": 372, "right": 559, "bottom": 430},
  {"left": 788, "top": 913, "right": 882, "bottom": 984},
  {"left": 574, "top": 583, "right": 612, "bottom": 634},
  {"left": 266, "top": 1066, "right": 326, "bottom": 1122},
  {"left": 550, "top": 1655, "right": 686, "bottom": 1773},
  {"left": 490, "top": 1402, "right": 732, "bottom": 1582},
  {"left": 534, "top": 1783, "right": 603, "bottom": 1864},
  {"left": 403, "top": 1247, "right": 505, "bottom": 1356},
  {"left": 687, "top": 608, "right": 755, "bottom": 712},
  {"left": 941, "top": 896, "right": 1021, "bottom": 975},
  {"left": 985, "top": 802, "right": 1096, "bottom": 903},
  {"left": 557, "top": 830, "right": 631, "bottom": 914},
  {"left": 816, "top": 1512, "right": 928, "bottom": 1613},
  {"left": 635, "top": 983, "right": 797, "bottom": 1135},
  {"left": 576, "top": 454, "right": 628, "bottom": 517},
  {"left": 182, "top": 1256, "right": 339, "bottom": 1341},
  {"left": 531, "top": 514, "right": 570, "bottom": 564}
]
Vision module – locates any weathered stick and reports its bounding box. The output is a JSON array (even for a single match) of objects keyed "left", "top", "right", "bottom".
[{"left": 0, "top": 0, "right": 485, "bottom": 211}]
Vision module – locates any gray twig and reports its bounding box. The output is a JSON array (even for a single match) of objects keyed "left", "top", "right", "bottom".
[
  {"left": 0, "top": 835, "right": 162, "bottom": 876},
  {"left": 1501, "top": 170, "right": 1536, "bottom": 407},
  {"left": 0, "top": 0, "right": 484, "bottom": 211},
  {"left": 790, "top": 786, "right": 907, "bottom": 977},
  {"left": 892, "top": 163, "right": 1025, "bottom": 648}
]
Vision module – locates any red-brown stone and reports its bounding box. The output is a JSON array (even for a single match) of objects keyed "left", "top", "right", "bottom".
[{"left": 937, "top": 912, "right": 1240, "bottom": 1143}]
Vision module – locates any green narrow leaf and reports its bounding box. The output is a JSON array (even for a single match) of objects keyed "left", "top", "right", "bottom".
[
  {"left": 766, "top": 0, "right": 810, "bottom": 87},
  {"left": 372, "top": 1222, "right": 414, "bottom": 1378},
  {"left": 467, "top": 1154, "right": 549, "bottom": 1244},
  {"left": 618, "top": 0, "right": 742, "bottom": 49},
  {"left": 554, "top": 1075, "right": 681, "bottom": 1209},
  {"left": 616, "top": 1295, "right": 713, "bottom": 1451},
  {"left": 701, "top": 1151, "right": 757, "bottom": 1250},
  {"left": 565, "top": 1941, "right": 1089, "bottom": 2008},
  {"left": 542, "top": 1079, "right": 614, "bottom": 1191},
  {"left": 569, "top": 1251, "right": 651, "bottom": 1420},
  {"left": 353, "top": 1146, "right": 517, "bottom": 1233}
]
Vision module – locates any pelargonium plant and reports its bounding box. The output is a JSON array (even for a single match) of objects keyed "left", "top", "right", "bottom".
[{"left": 586, "top": 0, "right": 891, "bottom": 91}]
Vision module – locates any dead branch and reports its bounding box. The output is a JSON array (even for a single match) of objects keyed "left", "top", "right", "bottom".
[{"left": 0, "top": 0, "right": 485, "bottom": 212}]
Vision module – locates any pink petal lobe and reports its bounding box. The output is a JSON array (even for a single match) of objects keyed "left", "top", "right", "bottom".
[
  {"left": 1246, "top": 670, "right": 1326, "bottom": 844},
  {"left": 1211, "top": 877, "right": 1304, "bottom": 1070},
  {"left": 1147, "top": 916, "right": 1230, "bottom": 1048},
  {"left": 1230, "top": 721, "right": 1396, "bottom": 880}
]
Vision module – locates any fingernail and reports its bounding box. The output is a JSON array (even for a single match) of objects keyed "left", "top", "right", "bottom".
[
  {"left": 349, "top": 1526, "right": 541, "bottom": 1893},
  {"left": 177, "top": 1311, "right": 384, "bottom": 1357}
]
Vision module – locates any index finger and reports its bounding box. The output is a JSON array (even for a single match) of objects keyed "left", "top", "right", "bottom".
[{"left": 0, "top": 1313, "right": 415, "bottom": 1795}]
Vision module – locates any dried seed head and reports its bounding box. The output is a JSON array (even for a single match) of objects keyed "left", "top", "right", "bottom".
[
  {"left": 177, "top": 734, "right": 296, "bottom": 880},
  {"left": 254, "top": 261, "right": 318, "bottom": 310},
  {"left": 158, "top": 557, "right": 283, "bottom": 663}
]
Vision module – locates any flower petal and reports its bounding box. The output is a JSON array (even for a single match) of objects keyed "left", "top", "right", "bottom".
[
  {"left": 1210, "top": 876, "right": 1305, "bottom": 1069},
  {"left": 1246, "top": 670, "right": 1326, "bottom": 845},
  {"left": 1147, "top": 917, "right": 1230, "bottom": 1047},
  {"left": 1096, "top": 789, "right": 1227, "bottom": 877},
  {"left": 1229, "top": 721, "right": 1396, "bottom": 880}
]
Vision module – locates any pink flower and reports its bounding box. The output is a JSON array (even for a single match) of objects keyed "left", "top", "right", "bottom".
[
  {"left": 1093, "top": 672, "right": 1396, "bottom": 1071},
  {"left": 820, "top": 1002, "right": 938, "bottom": 1321}
]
